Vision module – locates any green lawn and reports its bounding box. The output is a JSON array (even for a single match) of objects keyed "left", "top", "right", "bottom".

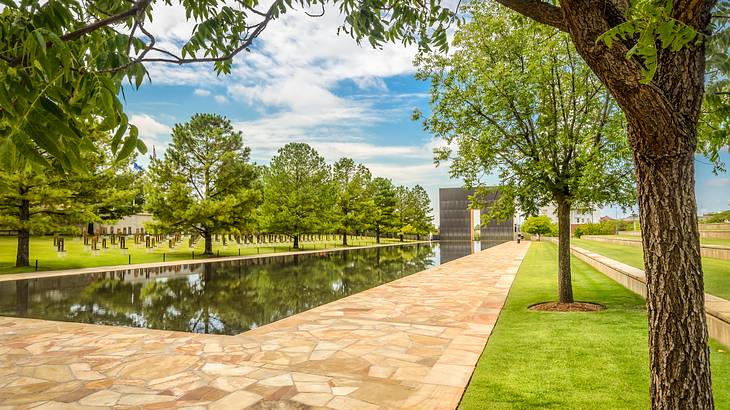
[
  {"left": 0, "top": 235, "right": 408, "bottom": 274},
  {"left": 615, "top": 233, "right": 730, "bottom": 247},
  {"left": 460, "top": 242, "right": 730, "bottom": 409},
  {"left": 573, "top": 238, "right": 730, "bottom": 301}
]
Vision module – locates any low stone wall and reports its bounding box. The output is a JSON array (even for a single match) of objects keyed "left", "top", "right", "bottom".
[
  {"left": 700, "top": 223, "right": 730, "bottom": 231},
  {"left": 561, "top": 240, "right": 730, "bottom": 348},
  {"left": 582, "top": 235, "right": 730, "bottom": 261},
  {"left": 700, "top": 230, "right": 730, "bottom": 240}
]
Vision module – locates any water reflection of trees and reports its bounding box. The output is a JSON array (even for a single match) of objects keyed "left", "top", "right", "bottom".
[{"left": 4, "top": 244, "right": 436, "bottom": 334}]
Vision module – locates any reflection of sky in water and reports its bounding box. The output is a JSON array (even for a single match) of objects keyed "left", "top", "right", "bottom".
[{"left": 0, "top": 243, "right": 470, "bottom": 335}]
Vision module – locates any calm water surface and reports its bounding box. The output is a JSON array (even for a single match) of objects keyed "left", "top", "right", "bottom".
[{"left": 0, "top": 241, "right": 503, "bottom": 335}]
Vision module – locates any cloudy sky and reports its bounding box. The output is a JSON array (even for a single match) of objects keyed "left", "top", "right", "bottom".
[{"left": 123, "top": 3, "right": 730, "bottom": 222}]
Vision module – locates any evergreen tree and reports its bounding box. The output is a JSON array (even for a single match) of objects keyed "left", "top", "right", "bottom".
[
  {"left": 260, "top": 143, "right": 334, "bottom": 249},
  {"left": 146, "top": 114, "right": 260, "bottom": 255},
  {"left": 333, "top": 158, "right": 373, "bottom": 246},
  {"left": 368, "top": 177, "right": 398, "bottom": 243},
  {"left": 0, "top": 131, "right": 142, "bottom": 267},
  {"left": 409, "top": 185, "right": 435, "bottom": 239}
]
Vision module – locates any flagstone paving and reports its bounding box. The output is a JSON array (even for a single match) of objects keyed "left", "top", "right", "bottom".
[{"left": 0, "top": 241, "right": 528, "bottom": 409}]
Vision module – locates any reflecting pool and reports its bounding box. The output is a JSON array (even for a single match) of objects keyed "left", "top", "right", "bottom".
[{"left": 0, "top": 243, "right": 448, "bottom": 335}]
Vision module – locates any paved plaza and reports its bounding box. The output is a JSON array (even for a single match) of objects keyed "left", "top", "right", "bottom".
[{"left": 0, "top": 242, "right": 528, "bottom": 409}]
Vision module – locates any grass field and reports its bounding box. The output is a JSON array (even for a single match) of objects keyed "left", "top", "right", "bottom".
[
  {"left": 460, "top": 241, "right": 730, "bottom": 409},
  {"left": 0, "top": 235, "right": 409, "bottom": 274},
  {"left": 573, "top": 238, "right": 730, "bottom": 301},
  {"left": 615, "top": 233, "right": 730, "bottom": 247}
]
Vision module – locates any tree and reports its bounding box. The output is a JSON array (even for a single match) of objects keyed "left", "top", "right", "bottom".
[
  {"left": 417, "top": 7, "right": 635, "bottom": 304},
  {"left": 368, "top": 177, "right": 398, "bottom": 243},
  {"left": 260, "top": 143, "right": 333, "bottom": 249},
  {"left": 522, "top": 216, "right": 556, "bottom": 240},
  {"left": 0, "top": 165, "right": 91, "bottom": 267},
  {"left": 146, "top": 114, "right": 260, "bottom": 255},
  {"left": 4, "top": 0, "right": 726, "bottom": 404},
  {"left": 704, "top": 210, "right": 730, "bottom": 223},
  {"left": 394, "top": 185, "right": 414, "bottom": 240},
  {"left": 332, "top": 158, "right": 373, "bottom": 246},
  {"left": 0, "top": 129, "right": 142, "bottom": 267},
  {"left": 393, "top": 185, "right": 435, "bottom": 240},
  {"left": 409, "top": 185, "right": 435, "bottom": 240},
  {"left": 460, "top": 2, "right": 728, "bottom": 405},
  {"left": 0, "top": 1, "right": 452, "bottom": 171}
]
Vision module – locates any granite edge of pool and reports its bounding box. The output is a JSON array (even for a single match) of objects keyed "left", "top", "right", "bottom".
[{"left": 0, "top": 241, "right": 435, "bottom": 283}]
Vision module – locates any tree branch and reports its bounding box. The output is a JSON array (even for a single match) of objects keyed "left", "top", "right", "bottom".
[
  {"left": 60, "top": 0, "right": 151, "bottom": 42},
  {"left": 493, "top": 0, "right": 568, "bottom": 32}
]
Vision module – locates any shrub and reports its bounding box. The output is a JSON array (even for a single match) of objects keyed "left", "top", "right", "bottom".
[
  {"left": 574, "top": 220, "right": 624, "bottom": 238},
  {"left": 522, "top": 216, "right": 557, "bottom": 239},
  {"left": 704, "top": 210, "right": 730, "bottom": 223}
]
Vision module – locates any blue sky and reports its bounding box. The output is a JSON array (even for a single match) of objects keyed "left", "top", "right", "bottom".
[{"left": 125, "top": 3, "right": 730, "bottom": 222}]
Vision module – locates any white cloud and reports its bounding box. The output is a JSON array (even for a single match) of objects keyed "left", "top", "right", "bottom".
[
  {"left": 708, "top": 178, "right": 730, "bottom": 187},
  {"left": 214, "top": 95, "right": 229, "bottom": 104},
  {"left": 142, "top": 4, "right": 419, "bottom": 137},
  {"left": 133, "top": 2, "right": 466, "bottom": 218},
  {"left": 129, "top": 114, "right": 172, "bottom": 154}
]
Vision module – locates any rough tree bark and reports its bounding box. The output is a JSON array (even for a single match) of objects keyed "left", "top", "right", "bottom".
[
  {"left": 342, "top": 231, "right": 348, "bottom": 246},
  {"left": 376, "top": 226, "right": 381, "bottom": 244},
  {"left": 203, "top": 232, "right": 213, "bottom": 255},
  {"left": 293, "top": 234, "right": 300, "bottom": 249},
  {"left": 630, "top": 121, "right": 713, "bottom": 408},
  {"left": 494, "top": 0, "right": 715, "bottom": 406},
  {"left": 556, "top": 195, "right": 574, "bottom": 304},
  {"left": 15, "top": 188, "right": 30, "bottom": 268}
]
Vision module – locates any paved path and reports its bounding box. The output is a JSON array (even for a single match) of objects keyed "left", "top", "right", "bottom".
[{"left": 0, "top": 241, "right": 529, "bottom": 409}]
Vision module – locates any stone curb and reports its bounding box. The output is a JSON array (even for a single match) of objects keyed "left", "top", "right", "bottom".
[
  {"left": 581, "top": 235, "right": 730, "bottom": 261},
  {"left": 0, "top": 241, "right": 433, "bottom": 283},
  {"left": 548, "top": 238, "right": 730, "bottom": 348}
]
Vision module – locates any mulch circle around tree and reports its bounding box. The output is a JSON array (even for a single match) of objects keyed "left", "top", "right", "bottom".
[{"left": 528, "top": 301, "right": 606, "bottom": 312}]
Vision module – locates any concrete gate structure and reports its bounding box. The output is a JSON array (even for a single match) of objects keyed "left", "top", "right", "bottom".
[{"left": 438, "top": 187, "right": 515, "bottom": 242}]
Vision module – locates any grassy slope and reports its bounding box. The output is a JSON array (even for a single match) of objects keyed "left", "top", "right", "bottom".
[
  {"left": 0, "top": 236, "right": 405, "bottom": 274},
  {"left": 573, "top": 238, "right": 730, "bottom": 301},
  {"left": 460, "top": 241, "right": 730, "bottom": 409},
  {"left": 615, "top": 233, "right": 730, "bottom": 247}
]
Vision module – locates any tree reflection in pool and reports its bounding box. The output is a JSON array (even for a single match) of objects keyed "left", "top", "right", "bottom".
[{"left": 0, "top": 243, "right": 445, "bottom": 335}]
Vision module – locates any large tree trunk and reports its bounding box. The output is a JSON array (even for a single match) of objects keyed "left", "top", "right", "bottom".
[
  {"left": 342, "top": 231, "right": 348, "bottom": 246},
  {"left": 376, "top": 226, "right": 381, "bottom": 244},
  {"left": 203, "top": 232, "right": 213, "bottom": 255},
  {"left": 556, "top": 195, "right": 574, "bottom": 304},
  {"left": 15, "top": 193, "right": 30, "bottom": 268},
  {"left": 543, "top": 3, "right": 715, "bottom": 406},
  {"left": 631, "top": 122, "right": 713, "bottom": 408},
  {"left": 293, "top": 234, "right": 300, "bottom": 249}
]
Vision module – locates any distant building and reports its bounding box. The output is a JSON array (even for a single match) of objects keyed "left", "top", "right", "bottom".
[
  {"left": 90, "top": 213, "right": 154, "bottom": 235},
  {"left": 538, "top": 204, "right": 600, "bottom": 234}
]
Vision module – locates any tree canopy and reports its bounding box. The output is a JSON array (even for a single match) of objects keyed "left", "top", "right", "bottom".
[
  {"left": 416, "top": 6, "right": 635, "bottom": 303},
  {"left": 0, "top": 127, "right": 142, "bottom": 266},
  {"left": 333, "top": 157, "right": 374, "bottom": 246},
  {"left": 0, "top": 0, "right": 456, "bottom": 171},
  {"left": 368, "top": 176, "right": 398, "bottom": 243},
  {"left": 260, "top": 142, "right": 334, "bottom": 248},
  {"left": 146, "top": 113, "right": 260, "bottom": 254},
  {"left": 521, "top": 215, "right": 555, "bottom": 238}
]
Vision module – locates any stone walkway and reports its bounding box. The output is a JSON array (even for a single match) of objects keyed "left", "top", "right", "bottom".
[{"left": 0, "top": 241, "right": 528, "bottom": 409}]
